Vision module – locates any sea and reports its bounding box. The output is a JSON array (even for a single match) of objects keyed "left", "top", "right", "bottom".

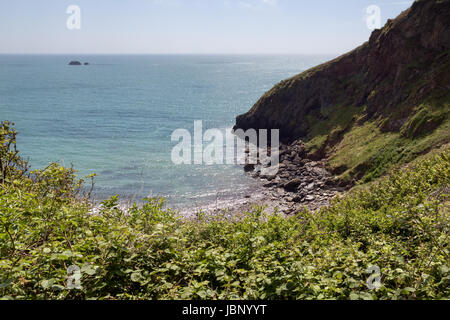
[{"left": 0, "top": 54, "right": 333, "bottom": 210}]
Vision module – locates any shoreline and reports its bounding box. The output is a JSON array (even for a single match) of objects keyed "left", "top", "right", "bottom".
[
  {"left": 88, "top": 141, "right": 347, "bottom": 218},
  {"left": 178, "top": 139, "right": 348, "bottom": 218}
]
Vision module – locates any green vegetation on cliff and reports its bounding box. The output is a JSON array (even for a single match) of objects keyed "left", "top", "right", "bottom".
[
  {"left": 235, "top": 0, "right": 450, "bottom": 186},
  {"left": 1, "top": 122, "right": 448, "bottom": 300},
  {"left": 327, "top": 97, "right": 450, "bottom": 184}
]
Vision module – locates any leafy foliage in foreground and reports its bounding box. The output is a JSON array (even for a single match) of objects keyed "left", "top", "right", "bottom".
[{"left": 0, "top": 122, "right": 449, "bottom": 300}]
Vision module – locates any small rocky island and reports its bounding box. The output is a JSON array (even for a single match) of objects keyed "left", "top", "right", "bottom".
[{"left": 68, "top": 61, "right": 90, "bottom": 66}]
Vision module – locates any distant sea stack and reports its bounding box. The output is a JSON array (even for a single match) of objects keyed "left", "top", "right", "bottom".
[{"left": 68, "top": 61, "right": 90, "bottom": 66}]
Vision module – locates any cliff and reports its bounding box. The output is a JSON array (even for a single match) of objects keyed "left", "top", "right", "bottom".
[{"left": 235, "top": 0, "right": 450, "bottom": 183}]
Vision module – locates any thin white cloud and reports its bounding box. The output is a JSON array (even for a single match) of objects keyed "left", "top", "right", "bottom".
[
  {"left": 235, "top": 0, "right": 279, "bottom": 10},
  {"left": 263, "top": 0, "right": 278, "bottom": 6}
]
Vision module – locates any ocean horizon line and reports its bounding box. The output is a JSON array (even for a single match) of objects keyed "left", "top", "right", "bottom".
[{"left": 0, "top": 52, "right": 341, "bottom": 57}]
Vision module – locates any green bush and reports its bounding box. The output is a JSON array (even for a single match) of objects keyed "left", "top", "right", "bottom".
[{"left": 0, "top": 122, "right": 449, "bottom": 300}]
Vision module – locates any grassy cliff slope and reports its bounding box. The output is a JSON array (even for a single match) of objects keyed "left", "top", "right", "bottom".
[{"left": 235, "top": 0, "right": 450, "bottom": 184}]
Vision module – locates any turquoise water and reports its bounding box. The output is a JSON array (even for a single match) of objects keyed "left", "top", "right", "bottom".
[{"left": 0, "top": 54, "right": 332, "bottom": 208}]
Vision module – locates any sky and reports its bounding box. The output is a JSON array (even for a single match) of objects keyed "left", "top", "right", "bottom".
[{"left": 0, "top": 0, "right": 414, "bottom": 55}]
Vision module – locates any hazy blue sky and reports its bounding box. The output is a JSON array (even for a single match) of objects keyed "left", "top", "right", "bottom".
[{"left": 0, "top": 0, "right": 413, "bottom": 54}]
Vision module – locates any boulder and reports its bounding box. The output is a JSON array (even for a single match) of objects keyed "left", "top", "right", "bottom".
[
  {"left": 244, "top": 164, "right": 255, "bottom": 172},
  {"left": 283, "top": 178, "right": 302, "bottom": 192}
]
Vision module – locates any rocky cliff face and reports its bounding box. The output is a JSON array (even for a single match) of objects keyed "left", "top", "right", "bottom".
[{"left": 235, "top": 0, "right": 450, "bottom": 147}]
